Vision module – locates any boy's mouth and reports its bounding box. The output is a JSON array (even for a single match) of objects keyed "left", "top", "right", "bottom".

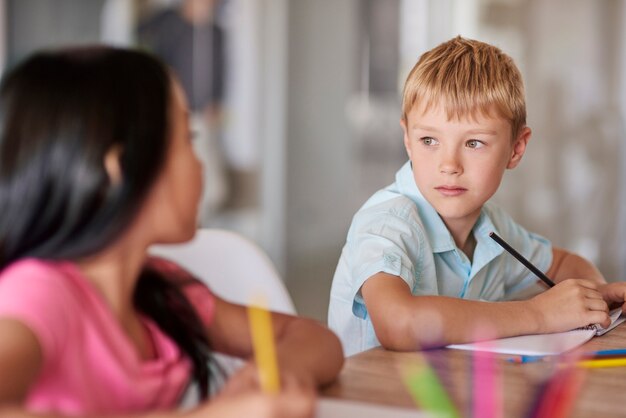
[{"left": 435, "top": 186, "right": 467, "bottom": 196}]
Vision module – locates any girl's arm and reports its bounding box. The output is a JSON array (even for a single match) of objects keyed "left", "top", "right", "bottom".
[
  {"left": 0, "top": 318, "right": 314, "bottom": 418},
  {"left": 0, "top": 319, "right": 42, "bottom": 406},
  {"left": 0, "top": 318, "right": 154, "bottom": 418},
  {"left": 205, "top": 296, "right": 344, "bottom": 388},
  {"left": 361, "top": 271, "right": 611, "bottom": 351}
]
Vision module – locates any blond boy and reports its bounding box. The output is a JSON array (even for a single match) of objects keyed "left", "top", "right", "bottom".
[{"left": 328, "top": 36, "right": 626, "bottom": 356}]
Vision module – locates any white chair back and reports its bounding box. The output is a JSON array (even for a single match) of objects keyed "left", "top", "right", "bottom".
[
  {"left": 150, "top": 229, "right": 295, "bottom": 314},
  {"left": 150, "top": 229, "right": 296, "bottom": 403}
]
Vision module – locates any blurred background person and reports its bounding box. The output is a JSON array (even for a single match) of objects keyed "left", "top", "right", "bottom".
[{"left": 138, "top": 0, "right": 230, "bottom": 222}]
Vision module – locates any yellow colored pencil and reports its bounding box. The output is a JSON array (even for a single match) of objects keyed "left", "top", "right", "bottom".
[
  {"left": 577, "top": 357, "right": 626, "bottom": 369},
  {"left": 248, "top": 304, "right": 281, "bottom": 393}
]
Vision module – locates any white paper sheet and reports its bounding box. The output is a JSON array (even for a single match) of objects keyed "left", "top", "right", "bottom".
[
  {"left": 316, "top": 398, "right": 438, "bottom": 418},
  {"left": 447, "top": 309, "right": 625, "bottom": 356},
  {"left": 447, "top": 329, "right": 596, "bottom": 356}
]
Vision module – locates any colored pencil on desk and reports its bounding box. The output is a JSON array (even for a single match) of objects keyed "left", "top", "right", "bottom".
[
  {"left": 401, "top": 356, "right": 460, "bottom": 418},
  {"left": 472, "top": 350, "right": 501, "bottom": 418},
  {"left": 526, "top": 365, "right": 586, "bottom": 418},
  {"left": 489, "top": 232, "right": 556, "bottom": 288},
  {"left": 576, "top": 357, "right": 626, "bottom": 369},
  {"left": 423, "top": 350, "right": 454, "bottom": 389},
  {"left": 584, "top": 348, "right": 626, "bottom": 358},
  {"left": 542, "top": 367, "right": 586, "bottom": 418},
  {"left": 550, "top": 367, "right": 587, "bottom": 418},
  {"left": 248, "top": 301, "right": 280, "bottom": 393},
  {"left": 509, "top": 348, "right": 626, "bottom": 364},
  {"left": 526, "top": 374, "right": 553, "bottom": 418},
  {"left": 507, "top": 355, "right": 546, "bottom": 364}
]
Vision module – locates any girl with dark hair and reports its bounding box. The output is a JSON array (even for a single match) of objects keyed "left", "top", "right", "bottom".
[{"left": 0, "top": 46, "right": 343, "bottom": 417}]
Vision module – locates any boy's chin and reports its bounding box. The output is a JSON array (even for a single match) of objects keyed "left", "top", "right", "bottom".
[{"left": 433, "top": 205, "right": 483, "bottom": 224}]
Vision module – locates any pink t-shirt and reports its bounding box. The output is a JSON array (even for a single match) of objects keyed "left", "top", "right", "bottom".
[{"left": 0, "top": 257, "right": 216, "bottom": 415}]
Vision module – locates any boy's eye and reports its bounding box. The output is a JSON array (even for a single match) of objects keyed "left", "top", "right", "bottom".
[
  {"left": 466, "top": 139, "right": 484, "bottom": 149},
  {"left": 420, "top": 137, "right": 438, "bottom": 146}
]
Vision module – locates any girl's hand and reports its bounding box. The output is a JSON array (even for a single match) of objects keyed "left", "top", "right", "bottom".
[
  {"left": 188, "top": 390, "right": 315, "bottom": 418},
  {"left": 528, "top": 279, "right": 610, "bottom": 333},
  {"left": 218, "top": 360, "right": 315, "bottom": 397},
  {"left": 597, "top": 282, "right": 626, "bottom": 312},
  {"left": 189, "top": 368, "right": 316, "bottom": 418}
]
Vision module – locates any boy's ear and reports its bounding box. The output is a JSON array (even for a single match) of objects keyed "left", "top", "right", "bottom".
[
  {"left": 400, "top": 118, "right": 411, "bottom": 158},
  {"left": 104, "top": 145, "right": 124, "bottom": 185},
  {"left": 507, "top": 126, "right": 531, "bottom": 169}
]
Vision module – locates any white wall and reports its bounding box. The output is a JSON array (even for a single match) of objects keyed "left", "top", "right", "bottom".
[
  {"left": 259, "top": 0, "right": 288, "bottom": 273},
  {"left": 284, "top": 0, "right": 360, "bottom": 314}
]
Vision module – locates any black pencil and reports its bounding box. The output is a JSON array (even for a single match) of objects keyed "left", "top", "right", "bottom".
[{"left": 489, "top": 231, "right": 556, "bottom": 288}]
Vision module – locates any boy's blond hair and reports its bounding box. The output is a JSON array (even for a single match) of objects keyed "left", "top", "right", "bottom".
[{"left": 402, "top": 36, "right": 526, "bottom": 138}]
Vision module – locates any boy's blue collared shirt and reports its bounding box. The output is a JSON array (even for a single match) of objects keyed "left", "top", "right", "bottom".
[{"left": 328, "top": 161, "right": 553, "bottom": 356}]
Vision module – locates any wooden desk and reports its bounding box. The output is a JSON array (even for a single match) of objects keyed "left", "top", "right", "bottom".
[{"left": 322, "top": 324, "right": 626, "bottom": 417}]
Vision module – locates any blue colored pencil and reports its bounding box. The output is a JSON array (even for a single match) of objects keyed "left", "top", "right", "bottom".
[
  {"left": 507, "top": 355, "right": 547, "bottom": 364},
  {"left": 508, "top": 348, "right": 626, "bottom": 364},
  {"left": 583, "top": 348, "right": 626, "bottom": 358}
]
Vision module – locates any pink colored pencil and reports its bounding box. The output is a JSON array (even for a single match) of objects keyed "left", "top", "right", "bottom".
[{"left": 472, "top": 349, "right": 501, "bottom": 418}]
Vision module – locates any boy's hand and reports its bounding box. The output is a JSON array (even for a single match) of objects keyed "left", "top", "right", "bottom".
[
  {"left": 528, "top": 279, "right": 610, "bottom": 333},
  {"left": 597, "top": 282, "right": 626, "bottom": 312}
]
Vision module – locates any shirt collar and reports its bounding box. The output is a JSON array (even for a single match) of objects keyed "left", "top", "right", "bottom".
[
  {"left": 472, "top": 210, "right": 505, "bottom": 271},
  {"left": 393, "top": 161, "right": 504, "bottom": 259}
]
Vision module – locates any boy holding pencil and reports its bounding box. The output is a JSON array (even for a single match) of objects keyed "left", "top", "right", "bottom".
[{"left": 328, "top": 36, "right": 626, "bottom": 356}]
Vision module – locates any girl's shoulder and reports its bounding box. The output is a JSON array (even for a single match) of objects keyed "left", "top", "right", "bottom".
[
  {"left": 0, "top": 258, "right": 80, "bottom": 300},
  {"left": 0, "top": 258, "right": 86, "bottom": 361},
  {"left": 1, "top": 257, "right": 64, "bottom": 277}
]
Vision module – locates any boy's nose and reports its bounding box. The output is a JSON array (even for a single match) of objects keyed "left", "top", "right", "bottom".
[{"left": 439, "top": 152, "right": 462, "bottom": 175}]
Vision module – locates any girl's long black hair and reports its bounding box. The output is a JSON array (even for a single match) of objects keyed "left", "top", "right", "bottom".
[{"left": 0, "top": 46, "right": 214, "bottom": 398}]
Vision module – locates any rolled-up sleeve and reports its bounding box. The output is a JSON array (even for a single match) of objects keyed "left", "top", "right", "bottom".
[{"left": 347, "top": 201, "right": 426, "bottom": 319}]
